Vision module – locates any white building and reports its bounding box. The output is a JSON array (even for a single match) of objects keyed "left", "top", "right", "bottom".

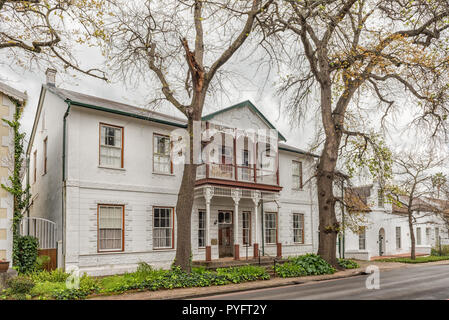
[
  {"left": 0, "top": 82, "right": 26, "bottom": 267},
  {"left": 342, "top": 182, "right": 448, "bottom": 261},
  {"left": 25, "top": 71, "right": 320, "bottom": 276}
]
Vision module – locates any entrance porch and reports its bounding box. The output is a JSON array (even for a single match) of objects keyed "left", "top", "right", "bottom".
[{"left": 194, "top": 185, "right": 281, "bottom": 262}]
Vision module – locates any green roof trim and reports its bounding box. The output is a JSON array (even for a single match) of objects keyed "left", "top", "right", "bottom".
[
  {"left": 202, "top": 100, "right": 287, "bottom": 142},
  {"left": 64, "top": 99, "right": 188, "bottom": 129}
]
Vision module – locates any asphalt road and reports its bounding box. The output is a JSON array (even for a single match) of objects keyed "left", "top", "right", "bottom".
[{"left": 195, "top": 263, "right": 449, "bottom": 300}]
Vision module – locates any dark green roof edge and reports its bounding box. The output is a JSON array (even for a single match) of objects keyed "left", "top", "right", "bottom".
[
  {"left": 202, "top": 100, "right": 287, "bottom": 142},
  {"left": 64, "top": 99, "right": 188, "bottom": 128},
  {"left": 278, "top": 146, "right": 320, "bottom": 158}
]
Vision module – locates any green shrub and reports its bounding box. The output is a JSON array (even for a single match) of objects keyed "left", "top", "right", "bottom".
[
  {"left": 16, "top": 236, "right": 39, "bottom": 274},
  {"left": 216, "top": 266, "right": 270, "bottom": 283},
  {"left": 29, "top": 269, "right": 70, "bottom": 283},
  {"left": 274, "top": 254, "right": 336, "bottom": 278},
  {"left": 6, "top": 276, "right": 35, "bottom": 296},
  {"left": 431, "top": 245, "right": 449, "bottom": 256},
  {"left": 274, "top": 262, "right": 306, "bottom": 278},
  {"left": 35, "top": 255, "right": 51, "bottom": 271},
  {"left": 338, "top": 258, "right": 359, "bottom": 269}
]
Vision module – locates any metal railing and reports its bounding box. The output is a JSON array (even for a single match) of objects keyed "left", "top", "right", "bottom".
[
  {"left": 20, "top": 217, "right": 57, "bottom": 249},
  {"left": 258, "top": 249, "right": 280, "bottom": 278}
]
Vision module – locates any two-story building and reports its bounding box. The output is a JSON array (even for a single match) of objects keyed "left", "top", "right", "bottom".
[
  {"left": 24, "top": 69, "right": 320, "bottom": 276},
  {"left": 342, "top": 182, "right": 448, "bottom": 261},
  {"left": 0, "top": 82, "right": 26, "bottom": 267}
]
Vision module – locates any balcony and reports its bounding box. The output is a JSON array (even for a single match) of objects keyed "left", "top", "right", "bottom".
[{"left": 196, "top": 163, "right": 280, "bottom": 191}]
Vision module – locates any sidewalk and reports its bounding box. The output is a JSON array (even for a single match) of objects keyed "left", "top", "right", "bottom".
[{"left": 90, "top": 260, "right": 442, "bottom": 300}]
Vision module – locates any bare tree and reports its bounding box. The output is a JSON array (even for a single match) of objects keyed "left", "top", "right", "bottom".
[
  {"left": 99, "top": 0, "right": 274, "bottom": 272},
  {"left": 1, "top": 0, "right": 107, "bottom": 80},
  {"left": 386, "top": 150, "right": 446, "bottom": 259},
  {"left": 259, "top": 0, "right": 449, "bottom": 266}
]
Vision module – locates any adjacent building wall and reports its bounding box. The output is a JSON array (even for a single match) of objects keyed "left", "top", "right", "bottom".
[{"left": 0, "top": 93, "right": 15, "bottom": 265}]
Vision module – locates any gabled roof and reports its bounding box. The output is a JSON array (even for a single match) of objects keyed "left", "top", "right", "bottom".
[
  {"left": 278, "top": 143, "right": 319, "bottom": 158},
  {"left": 0, "top": 81, "right": 27, "bottom": 102},
  {"left": 202, "top": 100, "right": 287, "bottom": 142},
  {"left": 46, "top": 85, "right": 187, "bottom": 127}
]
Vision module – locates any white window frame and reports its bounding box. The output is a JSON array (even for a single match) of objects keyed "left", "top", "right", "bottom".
[
  {"left": 396, "top": 226, "right": 401, "bottom": 249},
  {"left": 292, "top": 160, "right": 303, "bottom": 190},
  {"left": 264, "top": 212, "right": 277, "bottom": 245},
  {"left": 378, "top": 189, "right": 384, "bottom": 208},
  {"left": 359, "top": 226, "right": 366, "bottom": 250},
  {"left": 153, "top": 133, "right": 172, "bottom": 174},
  {"left": 416, "top": 227, "right": 422, "bottom": 245},
  {"left": 293, "top": 213, "right": 304, "bottom": 244},
  {"left": 198, "top": 210, "right": 205, "bottom": 248},
  {"left": 153, "top": 207, "right": 174, "bottom": 249},
  {"left": 98, "top": 204, "right": 124, "bottom": 252},
  {"left": 242, "top": 211, "right": 251, "bottom": 246},
  {"left": 99, "top": 123, "right": 123, "bottom": 168}
]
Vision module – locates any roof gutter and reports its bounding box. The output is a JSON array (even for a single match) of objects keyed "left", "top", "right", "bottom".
[
  {"left": 64, "top": 99, "right": 188, "bottom": 129},
  {"left": 278, "top": 146, "right": 320, "bottom": 158}
]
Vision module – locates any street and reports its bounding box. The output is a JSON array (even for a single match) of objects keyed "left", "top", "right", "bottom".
[{"left": 194, "top": 263, "right": 449, "bottom": 300}]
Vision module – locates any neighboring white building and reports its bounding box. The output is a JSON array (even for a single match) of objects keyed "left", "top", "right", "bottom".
[
  {"left": 341, "top": 182, "right": 448, "bottom": 261},
  {"left": 0, "top": 82, "right": 26, "bottom": 267},
  {"left": 25, "top": 71, "right": 320, "bottom": 276}
]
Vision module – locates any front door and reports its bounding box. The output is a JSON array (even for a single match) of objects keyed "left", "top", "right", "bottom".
[{"left": 218, "top": 211, "right": 233, "bottom": 257}]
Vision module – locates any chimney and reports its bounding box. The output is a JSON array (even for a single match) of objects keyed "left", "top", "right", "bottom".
[{"left": 45, "top": 68, "right": 57, "bottom": 87}]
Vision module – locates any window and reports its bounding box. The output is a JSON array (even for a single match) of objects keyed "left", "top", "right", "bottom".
[
  {"left": 396, "top": 226, "right": 401, "bottom": 249},
  {"left": 264, "top": 212, "right": 277, "bottom": 244},
  {"left": 359, "top": 227, "right": 366, "bottom": 250},
  {"left": 198, "top": 210, "right": 205, "bottom": 248},
  {"left": 98, "top": 205, "right": 124, "bottom": 252},
  {"left": 435, "top": 227, "right": 440, "bottom": 243},
  {"left": 99, "top": 123, "right": 123, "bottom": 168},
  {"left": 293, "top": 213, "right": 304, "bottom": 244},
  {"left": 416, "top": 227, "right": 422, "bottom": 245},
  {"left": 43, "top": 137, "right": 48, "bottom": 175},
  {"left": 242, "top": 212, "right": 251, "bottom": 245},
  {"left": 33, "top": 150, "right": 37, "bottom": 183},
  {"left": 426, "top": 227, "right": 431, "bottom": 244},
  {"left": 292, "top": 161, "right": 303, "bottom": 190},
  {"left": 153, "top": 207, "right": 174, "bottom": 249},
  {"left": 378, "top": 189, "right": 384, "bottom": 207},
  {"left": 153, "top": 134, "right": 172, "bottom": 173}
]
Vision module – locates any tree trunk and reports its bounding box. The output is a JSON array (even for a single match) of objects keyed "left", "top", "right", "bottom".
[
  {"left": 408, "top": 211, "right": 416, "bottom": 260},
  {"left": 316, "top": 141, "right": 340, "bottom": 268},
  {"left": 173, "top": 100, "right": 203, "bottom": 273}
]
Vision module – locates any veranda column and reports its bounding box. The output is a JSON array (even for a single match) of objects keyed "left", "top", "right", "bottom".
[
  {"left": 232, "top": 188, "right": 241, "bottom": 260},
  {"left": 204, "top": 187, "right": 214, "bottom": 262},
  {"left": 275, "top": 194, "right": 282, "bottom": 258},
  {"left": 252, "top": 191, "right": 261, "bottom": 258}
]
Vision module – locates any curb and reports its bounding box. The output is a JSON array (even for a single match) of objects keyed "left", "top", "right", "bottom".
[{"left": 158, "top": 270, "right": 366, "bottom": 300}]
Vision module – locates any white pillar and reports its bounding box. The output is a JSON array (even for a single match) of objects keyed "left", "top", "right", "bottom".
[
  {"left": 204, "top": 187, "right": 214, "bottom": 247},
  {"left": 232, "top": 189, "right": 241, "bottom": 260},
  {"left": 252, "top": 191, "right": 261, "bottom": 258},
  {"left": 204, "top": 187, "right": 214, "bottom": 261}
]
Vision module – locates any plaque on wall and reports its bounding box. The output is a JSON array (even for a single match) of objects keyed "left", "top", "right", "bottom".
[{"left": 211, "top": 239, "right": 218, "bottom": 245}]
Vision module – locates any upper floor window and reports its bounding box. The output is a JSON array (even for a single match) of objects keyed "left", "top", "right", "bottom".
[
  {"left": 99, "top": 123, "right": 123, "bottom": 168},
  {"left": 43, "top": 137, "right": 48, "bottom": 175},
  {"left": 153, "top": 207, "right": 174, "bottom": 249},
  {"left": 378, "top": 189, "right": 384, "bottom": 207},
  {"left": 98, "top": 204, "right": 124, "bottom": 252},
  {"left": 293, "top": 213, "right": 304, "bottom": 244},
  {"left": 153, "top": 134, "right": 172, "bottom": 174},
  {"left": 358, "top": 227, "right": 366, "bottom": 250},
  {"left": 292, "top": 160, "right": 303, "bottom": 190}
]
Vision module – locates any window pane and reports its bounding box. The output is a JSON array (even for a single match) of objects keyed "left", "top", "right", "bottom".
[
  {"left": 98, "top": 206, "right": 123, "bottom": 251},
  {"left": 153, "top": 207, "right": 173, "bottom": 248},
  {"left": 100, "top": 125, "right": 122, "bottom": 167}
]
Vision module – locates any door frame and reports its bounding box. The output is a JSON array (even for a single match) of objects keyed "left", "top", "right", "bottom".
[{"left": 218, "top": 210, "right": 234, "bottom": 258}]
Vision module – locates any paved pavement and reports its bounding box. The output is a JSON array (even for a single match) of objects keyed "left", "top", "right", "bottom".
[{"left": 194, "top": 263, "right": 449, "bottom": 300}]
